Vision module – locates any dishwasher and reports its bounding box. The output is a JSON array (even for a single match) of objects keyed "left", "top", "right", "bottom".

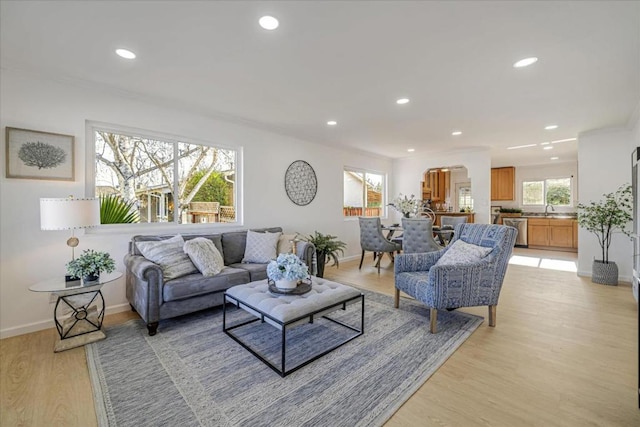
[{"left": 503, "top": 218, "right": 528, "bottom": 247}]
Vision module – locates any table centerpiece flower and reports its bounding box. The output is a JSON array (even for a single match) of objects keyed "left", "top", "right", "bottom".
[
  {"left": 267, "top": 253, "right": 309, "bottom": 290},
  {"left": 388, "top": 193, "right": 419, "bottom": 218}
]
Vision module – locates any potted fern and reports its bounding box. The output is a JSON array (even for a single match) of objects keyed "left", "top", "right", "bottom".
[
  {"left": 303, "top": 231, "right": 346, "bottom": 278},
  {"left": 577, "top": 184, "right": 632, "bottom": 285}
]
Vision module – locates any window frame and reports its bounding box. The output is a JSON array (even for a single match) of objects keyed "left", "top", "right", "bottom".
[
  {"left": 521, "top": 177, "right": 573, "bottom": 207},
  {"left": 342, "top": 166, "right": 387, "bottom": 219},
  {"left": 85, "top": 121, "right": 243, "bottom": 233}
]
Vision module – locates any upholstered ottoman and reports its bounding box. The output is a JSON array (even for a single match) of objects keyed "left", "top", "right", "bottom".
[{"left": 223, "top": 277, "right": 364, "bottom": 376}]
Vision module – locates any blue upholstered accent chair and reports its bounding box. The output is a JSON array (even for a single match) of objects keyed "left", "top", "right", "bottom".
[
  {"left": 358, "top": 217, "right": 402, "bottom": 274},
  {"left": 401, "top": 218, "right": 442, "bottom": 253},
  {"left": 394, "top": 223, "right": 517, "bottom": 333}
]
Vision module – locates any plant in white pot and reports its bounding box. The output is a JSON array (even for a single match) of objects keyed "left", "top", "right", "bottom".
[{"left": 577, "top": 183, "right": 632, "bottom": 285}]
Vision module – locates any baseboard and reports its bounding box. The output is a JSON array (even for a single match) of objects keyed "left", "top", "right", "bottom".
[
  {"left": 577, "top": 270, "right": 632, "bottom": 285},
  {"left": 0, "top": 302, "right": 131, "bottom": 340}
]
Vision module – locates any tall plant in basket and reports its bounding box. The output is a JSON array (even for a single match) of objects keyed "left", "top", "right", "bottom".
[{"left": 577, "top": 184, "right": 632, "bottom": 285}]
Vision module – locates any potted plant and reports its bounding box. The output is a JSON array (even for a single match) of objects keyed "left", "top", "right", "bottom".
[
  {"left": 303, "top": 231, "right": 347, "bottom": 278},
  {"left": 66, "top": 249, "right": 116, "bottom": 282},
  {"left": 577, "top": 184, "right": 632, "bottom": 285},
  {"left": 267, "top": 253, "right": 310, "bottom": 290}
]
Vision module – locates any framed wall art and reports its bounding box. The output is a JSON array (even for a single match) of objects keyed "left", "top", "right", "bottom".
[
  {"left": 284, "top": 160, "right": 317, "bottom": 206},
  {"left": 5, "top": 127, "right": 75, "bottom": 181}
]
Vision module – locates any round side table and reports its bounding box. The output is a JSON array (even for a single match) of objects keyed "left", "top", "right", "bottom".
[{"left": 29, "top": 271, "right": 122, "bottom": 352}]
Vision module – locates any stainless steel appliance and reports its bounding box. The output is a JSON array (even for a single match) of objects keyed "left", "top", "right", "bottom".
[{"left": 503, "top": 218, "right": 528, "bottom": 247}]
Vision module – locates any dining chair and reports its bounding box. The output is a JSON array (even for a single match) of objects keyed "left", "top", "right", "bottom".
[
  {"left": 394, "top": 223, "right": 517, "bottom": 333},
  {"left": 400, "top": 217, "right": 442, "bottom": 253},
  {"left": 358, "top": 217, "right": 402, "bottom": 274},
  {"left": 438, "top": 215, "right": 468, "bottom": 245}
]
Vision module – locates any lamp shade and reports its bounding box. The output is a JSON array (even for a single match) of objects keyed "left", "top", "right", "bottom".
[{"left": 40, "top": 198, "right": 100, "bottom": 230}]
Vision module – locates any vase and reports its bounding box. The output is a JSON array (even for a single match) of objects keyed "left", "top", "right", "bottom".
[
  {"left": 592, "top": 260, "right": 618, "bottom": 286},
  {"left": 275, "top": 279, "right": 298, "bottom": 290},
  {"left": 83, "top": 273, "right": 100, "bottom": 283}
]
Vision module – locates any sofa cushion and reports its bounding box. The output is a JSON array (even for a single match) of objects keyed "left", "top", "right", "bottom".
[
  {"left": 242, "top": 230, "right": 281, "bottom": 263},
  {"left": 162, "top": 266, "right": 251, "bottom": 302},
  {"left": 131, "top": 233, "right": 223, "bottom": 258},
  {"left": 221, "top": 227, "right": 283, "bottom": 265},
  {"left": 435, "top": 239, "right": 493, "bottom": 266},
  {"left": 183, "top": 237, "right": 224, "bottom": 276},
  {"left": 229, "top": 262, "right": 269, "bottom": 282},
  {"left": 135, "top": 234, "right": 198, "bottom": 280}
]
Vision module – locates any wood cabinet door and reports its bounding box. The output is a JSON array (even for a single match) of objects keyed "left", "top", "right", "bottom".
[
  {"left": 528, "top": 225, "right": 549, "bottom": 246},
  {"left": 491, "top": 167, "right": 515, "bottom": 201},
  {"left": 491, "top": 168, "right": 499, "bottom": 200},
  {"left": 572, "top": 221, "right": 578, "bottom": 248},
  {"left": 549, "top": 221, "right": 573, "bottom": 248}
]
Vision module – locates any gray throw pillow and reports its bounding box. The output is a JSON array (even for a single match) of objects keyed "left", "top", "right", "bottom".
[
  {"left": 242, "top": 230, "right": 281, "bottom": 263},
  {"left": 435, "top": 239, "right": 493, "bottom": 266},
  {"left": 135, "top": 234, "right": 198, "bottom": 280},
  {"left": 183, "top": 237, "right": 224, "bottom": 276}
]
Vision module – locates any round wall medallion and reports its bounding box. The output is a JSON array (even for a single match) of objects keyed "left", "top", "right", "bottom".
[{"left": 284, "top": 160, "right": 317, "bottom": 206}]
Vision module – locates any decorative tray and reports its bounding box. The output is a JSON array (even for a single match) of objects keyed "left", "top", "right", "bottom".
[{"left": 267, "top": 278, "right": 313, "bottom": 296}]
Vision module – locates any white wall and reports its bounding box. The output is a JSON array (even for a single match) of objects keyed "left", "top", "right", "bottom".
[
  {"left": 577, "top": 127, "right": 634, "bottom": 282},
  {"left": 0, "top": 69, "right": 392, "bottom": 337},
  {"left": 392, "top": 148, "right": 492, "bottom": 224}
]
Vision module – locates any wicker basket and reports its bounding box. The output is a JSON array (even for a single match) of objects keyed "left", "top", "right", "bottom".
[{"left": 592, "top": 260, "right": 618, "bottom": 286}]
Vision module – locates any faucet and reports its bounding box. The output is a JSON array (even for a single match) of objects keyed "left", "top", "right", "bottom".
[{"left": 544, "top": 204, "right": 555, "bottom": 216}]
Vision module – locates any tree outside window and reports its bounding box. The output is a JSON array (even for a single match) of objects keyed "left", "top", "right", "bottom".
[
  {"left": 94, "top": 129, "right": 237, "bottom": 224},
  {"left": 522, "top": 178, "right": 571, "bottom": 206}
]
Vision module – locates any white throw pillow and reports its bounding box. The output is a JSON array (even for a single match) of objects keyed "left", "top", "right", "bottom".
[
  {"left": 277, "top": 233, "right": 298, "bottom": 255},
  {"left": 135, "top": 235, "right": 198, "bottom": 280},
  {"left": 242, "top": 230, "right": 281, "bottom": 263},
  {"left": 183, "top": 237, "right": 224, "bottom": 276},
  {"left": 435, "top": 239, "right": 493, "bottom": 266}
]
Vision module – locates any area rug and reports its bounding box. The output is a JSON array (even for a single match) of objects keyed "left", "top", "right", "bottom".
[{"left": 87, "top": 289, "right": 482, "bottom": 427}]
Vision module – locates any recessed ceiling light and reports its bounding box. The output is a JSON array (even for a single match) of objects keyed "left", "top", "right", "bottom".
[
  {"left": 550, "top": 157, "right": 559, "bottom": 160},
  {"left": 396, "top": 98, "right": 410, "bottom": 105},
  {"left": 259, "top": 16, "right": 279, "bottom": 30},
  {"left": 451, "top": 131, "right": 462, "bottom": 136},
  {"left": 543, "top": 146, "right": 553, "bottom": 150},
  {"left": 407, "top": 148, "right": 415, "bottom": 152},
  {"left": 326, "top": 120, "right": 337, "bottom": 126},
  {"left": 551, "top": 137, "right": 577, "bottom": 144},
  {"left": 513, "top": 57, "right": 538, "bottom": 68},
  {"left": 507, "top": 144, "right": 537, "bottom": 150},
  {"left": 540, "top": 142, "right": 550, "bottom": 145},
  {"left": 440, "top": 168, "right": 449, "bottom": 172},
  {"left": 545, "top": 125, "right": 558, "bottom": 130},
  {"left": 115, "top": 48, "right": 136, "bottom": 59}
]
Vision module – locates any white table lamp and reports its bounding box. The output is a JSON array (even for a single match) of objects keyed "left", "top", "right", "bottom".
[{"left": 40, "top": 197, "right": 100, "bottom": 260}]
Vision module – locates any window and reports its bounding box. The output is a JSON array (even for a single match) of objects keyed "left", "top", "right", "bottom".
[
  {"left": 343, "top": 168, "right": 385, "bottom": 217},
  {"left": 91, "top": 125, "right": 238, "bottom": 225},
  {"left": 457, "top": 184, "right": 473, "bottom": 211},
  {"left": 522, "top": 178, "right": 572, "bottom": 206}
]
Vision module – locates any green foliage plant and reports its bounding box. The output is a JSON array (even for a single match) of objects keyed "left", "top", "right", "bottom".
[
  {"left": 303, "top": 231, "right": 347, "bottom": 268},
  {"left": 184, "top": 170, "right": 231, "bottom": 205},
  {"left": 577, "top": 184, "right": 632, "bottom": 264},
  {"left": 66, "top": 249, "right": 116, "bottom": 279},
  {"left": 499, "top": 208, "right": 523, "bottom": 214},
  {"left": 100, "top": 194, "right": 140, "bottom": 224}
]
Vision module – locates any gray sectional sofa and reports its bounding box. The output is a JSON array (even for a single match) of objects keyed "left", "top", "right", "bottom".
[{"left": 124, "top": 227, "right": 315, "bottom": 335}]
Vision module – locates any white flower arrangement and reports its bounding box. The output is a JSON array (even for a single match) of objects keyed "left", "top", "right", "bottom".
[
  {"left": 267, "top": 253, "right": 309, "bottom": 282},
  {"left": 388, "top": 193, "right": 419, "bottom": 217}
]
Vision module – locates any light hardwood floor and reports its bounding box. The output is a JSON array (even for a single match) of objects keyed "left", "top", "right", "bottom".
[{"left": 1, "top": 249, "right": 639, "bottom": 426}]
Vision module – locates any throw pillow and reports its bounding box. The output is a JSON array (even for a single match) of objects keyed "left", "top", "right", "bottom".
[
  {"left": 242, "top": 230, "right": 281, "bottom": 263},
  {"left": 277, "top": 233, "right": 298, "bottom": 255},
  {"left": 135, "top": 235, "right": 198, "bottom": 281},
  {"left": 183, "top": 237, "right": 224, "bottom": 276},
  {"left": 435, "top": 239, "right": 493, "bottom": 267}
]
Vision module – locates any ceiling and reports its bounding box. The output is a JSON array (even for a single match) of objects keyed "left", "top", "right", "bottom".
[{"left": 1, "top": 1, "right": 639, "bottom": 167}]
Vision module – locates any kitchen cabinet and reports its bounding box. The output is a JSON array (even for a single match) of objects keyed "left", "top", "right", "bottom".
[
  {"left": 422, "top": 169, "right": 450, "bottom": 203},
  {"left": 491, "top": 167, "right": 515, "bottom": 201},
  {"left": 527, "top": 218, "right": 576, "bottom": 250}
]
